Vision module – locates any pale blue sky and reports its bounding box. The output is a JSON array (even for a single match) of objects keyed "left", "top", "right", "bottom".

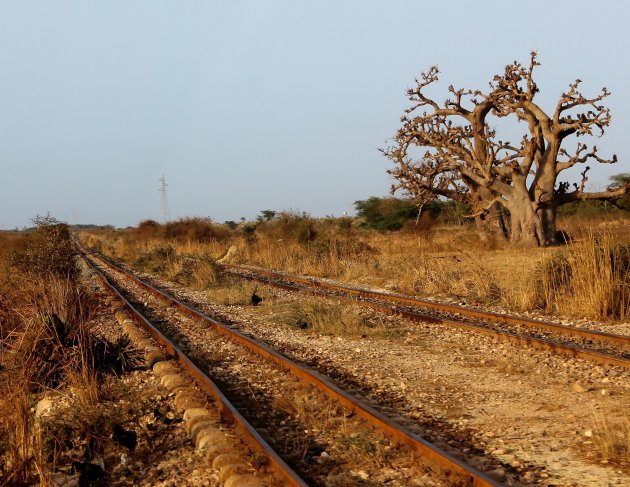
[{"left": 1, "top": 1, "right": 628, "bottom": 228}]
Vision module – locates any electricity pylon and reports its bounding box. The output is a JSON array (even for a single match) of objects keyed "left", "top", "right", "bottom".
[{"left": 158, "top": 175, "right": 170, "bottom": 222}]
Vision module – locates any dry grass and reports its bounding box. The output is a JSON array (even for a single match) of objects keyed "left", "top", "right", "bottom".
[
  {"left": 0, "top": 223, "right": 140, "bottom": 483},
  {"left": 272, "top": 388, "right": 390, "bottom": 466},
  {"left": 81, "top": 217, "right": 630, "bottom": 322},
  {"left": 589, "top": 403, "right": 630, "bottom": 467},
  {"left": 535, "top": 233, "right": 630, "bottom": 320},
  {"left": 0, "top": 282, "right": 97, "bottom": 484},
  {"left": 0, "top": 382, "right": 37, "bottom": 485},
  {"left": 271, "top": 392, "right": 320, "bottom": 461},
  {"left": 259, "top": 298, "right": 390, "bottom": 337},
  {"left": 189, "top": 260, "right": 223, "bottom": 288},
  {"left": 380, "top": 252, "right": 502, "bottom": 303},
  {"left": 203, "top": 280, "right": 252, "bottom": 306}
]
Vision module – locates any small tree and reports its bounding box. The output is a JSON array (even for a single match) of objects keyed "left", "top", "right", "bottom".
[
  {"left": 11, "top": 215, "right": 77, "bottom": 277},
  {"left": 383, "top": 52, "right": 628, "bottom": 246},
  {"left": 260, "top": 210, "right": 277, "bottom": 221},
  {"left": 609, "top": 173, "right": 630, "bottom": 211},
  {"left": 608, "top": 173, "right": 630, "bottom": 189}
]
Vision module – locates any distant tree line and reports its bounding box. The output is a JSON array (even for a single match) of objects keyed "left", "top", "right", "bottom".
[{"left": 353, "top": 196, "right": 468, "bottom": 230}]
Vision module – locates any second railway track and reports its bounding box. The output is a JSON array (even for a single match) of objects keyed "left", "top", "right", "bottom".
[
  {"left": 222, "top": 264, "right": 630, "bottom": 370},
  {"left": 79, "top": 246, "right": 501, "bottom": 486}
]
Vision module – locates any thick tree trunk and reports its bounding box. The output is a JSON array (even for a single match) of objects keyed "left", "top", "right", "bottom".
[
  {"left": 491, "top": 203, "right": 510, "bottom": 239},
  {"left": 468, "top": 185, "right": 510, "bottom": 240},
  {"left": 539, "top": 204, "right": 558, "bottom": 245},
  {"left": 533, "top": 149, "right": 560, "bottom": 245},
  {"left": 505, "top": 180, "right": 544, "bottom": 246},
  {"left": 508, "top": 202, "right": 544, "bottom": 246}
]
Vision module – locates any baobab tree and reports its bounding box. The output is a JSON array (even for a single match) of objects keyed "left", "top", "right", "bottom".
[{"left": 383, "top": 52, "right": 628, "bottom": 246}]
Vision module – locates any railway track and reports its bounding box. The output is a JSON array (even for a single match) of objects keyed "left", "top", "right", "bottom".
[
  {"left": 79, "top": 246, "right": 501, "bottom": 486},
  {"left": 222, "top": 264, "right": 630, "bottom": 371},
  {"left": 82, "top": 251, "right": 305, "bottom": 486}
]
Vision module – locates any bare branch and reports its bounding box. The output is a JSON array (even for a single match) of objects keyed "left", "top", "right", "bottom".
[
  {"left": 554, "top": 81, "right": 612, "bottom": 138},
  {"left": 557, "top": 182, "right": 629, "bottom": 205},
  {"left": 556, "top": 144, "right": 618, "bottom": 173}
]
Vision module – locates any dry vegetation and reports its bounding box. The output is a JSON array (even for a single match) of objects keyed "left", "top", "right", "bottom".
[
  {"left": 80, "top": 211, "right": 630, "bottom": 323},
  {"left": 255, "top": 299, "right": 392, "bottom": 338},
  {"left": 0, "top": 217, "right": 139, "bottom": 485},
  {"left": 589, "top": 401, "right": 630, "bottom": 467}
]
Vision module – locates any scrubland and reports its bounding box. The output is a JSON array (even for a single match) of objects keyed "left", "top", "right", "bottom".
[
  {"left": 80, "top": 210, "right": 630, "bottom": 323},
  {"left": 2, "top": 205, "right": 628, "bottom": 482}
]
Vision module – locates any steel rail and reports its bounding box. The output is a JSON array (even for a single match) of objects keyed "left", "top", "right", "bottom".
[
  {"left": 81, "top": 251, "right": 309, "bottom": 487},
  {"left": 224, "top": 264, "right": 630, "bottom": 349},
  {"left": 225, "top": 266, "right": 630, "bottom": 370},
  {"left": 80, "top": 246, "right": 501, "bottom": 487}
]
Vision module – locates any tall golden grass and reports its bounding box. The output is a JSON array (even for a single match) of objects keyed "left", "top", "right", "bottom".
[
  {"left": 1, "top": 221, "right": 85, "bottom": 483},
  {"left": 535, "top": 233, "right": 630, "bottom": 320},
  {"left": 0, "top": 275, "right": 93, "bottom": 484}
]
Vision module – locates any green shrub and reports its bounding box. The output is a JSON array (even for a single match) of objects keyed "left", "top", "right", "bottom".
[
  {"left": 557, "top": 200, "right": 620, "bottom": 218},
  {"left": 354, "top": 197, "right": 418, "bottom": 230}
]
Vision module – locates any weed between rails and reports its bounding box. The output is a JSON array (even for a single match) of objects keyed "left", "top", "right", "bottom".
[
  {"left": 204, "top": 281, "right": 252, "bottom": 306},
  {"left": 272, "top": 391, "right": 390, "bottom": 468}
]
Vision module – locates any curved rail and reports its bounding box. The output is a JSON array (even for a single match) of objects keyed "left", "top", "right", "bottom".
[
  {"left": 80, "top": 246, "right": 501, "bottom": 487},
  {"left": 81, "top": 252, "right": 308, "bottom": 487},
  {"left": 224, "top": 265, "right": 630, "bottom": 370}
]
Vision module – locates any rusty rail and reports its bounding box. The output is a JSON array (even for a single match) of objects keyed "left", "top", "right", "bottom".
[
  {"left": 224, "top": 265, "right": 630, "bottom": 370},
  {"left": 81, "top": 251, "right": 309, "bottom": 487},
  {"left": 80, "top": 246, "right": 501, "bottom": 487}
]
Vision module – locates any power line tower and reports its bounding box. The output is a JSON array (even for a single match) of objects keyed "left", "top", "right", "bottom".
[{"left": 158, "top": 175, "right": 170, "bottom": 222}]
